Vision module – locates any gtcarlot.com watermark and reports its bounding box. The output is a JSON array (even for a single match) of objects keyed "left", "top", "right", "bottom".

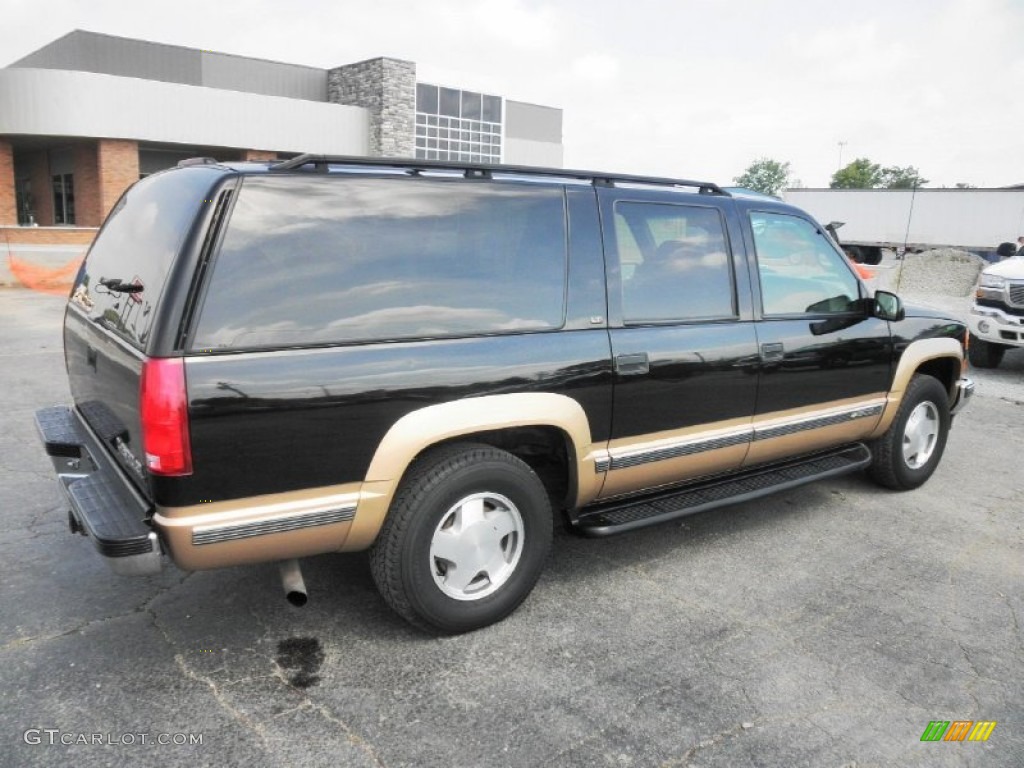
[{"left": 24, "top": 729, "right": 203, "bottom": 746}]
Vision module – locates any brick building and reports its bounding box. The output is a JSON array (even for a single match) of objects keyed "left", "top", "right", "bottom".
[{"left": 0, "top": 30, "right": 563, "bottom": 247}]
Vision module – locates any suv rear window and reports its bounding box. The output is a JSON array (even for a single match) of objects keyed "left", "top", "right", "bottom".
[
  {"left": 192, "top": 175, "right": 568, "bottom": 350},
  {"left": 69, "top": 168, "right": 218, "bottom": 350}
]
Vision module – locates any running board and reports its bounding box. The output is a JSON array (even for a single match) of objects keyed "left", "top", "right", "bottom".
[{"left": 573, "top": 443, "right": 872, "bottom": 537}]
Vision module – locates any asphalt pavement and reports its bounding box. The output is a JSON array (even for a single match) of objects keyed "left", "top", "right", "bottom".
[{"left": 1, "top": 288, "right": 1021, "bottom": 767}]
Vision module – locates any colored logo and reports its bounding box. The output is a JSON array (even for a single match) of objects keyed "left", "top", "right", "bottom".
[{"left": 920, "top": 721, "right": 996, "bottom": 742}]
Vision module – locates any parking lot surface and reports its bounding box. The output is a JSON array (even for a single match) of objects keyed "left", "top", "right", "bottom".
[{"left": 1, "top": 289, "right": 1021, "bottom": 767}]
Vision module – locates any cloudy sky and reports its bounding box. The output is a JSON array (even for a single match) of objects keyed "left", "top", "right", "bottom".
[{"left": 2, "top": 0, "right": 1021, "bottom": 188}]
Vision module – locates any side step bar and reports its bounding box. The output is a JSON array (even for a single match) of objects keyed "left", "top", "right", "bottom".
[{"left": 573, "top": 443, "right": 872, "bottom": 537}]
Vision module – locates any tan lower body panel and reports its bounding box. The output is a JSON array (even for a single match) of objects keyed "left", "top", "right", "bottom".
[
  {"left": 599, "top": 394, "right": 887, "bottom": 500},
  {"left": 597, "top": 417, "right": 752, "bottom": 499},
  {"left": 154, "top": 483, "right": 363, "bottom": 570},
  {"left": 742, "top": 395, "right": 887, "bottom": 466}
]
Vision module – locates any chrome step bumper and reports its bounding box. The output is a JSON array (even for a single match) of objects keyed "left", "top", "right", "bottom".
[{"left": 35, "top": 406, "right": 162, "bottom": 576}]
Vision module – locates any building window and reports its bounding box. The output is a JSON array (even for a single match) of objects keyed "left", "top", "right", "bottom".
[
  {"left": 53, "top": 173, "right": 74, "bottom": 225},
  {"left": 415, "top": 83, "right": 502, "bottom": 164},
  {"left": 15, "top": 178, "right": 33, "bottom": 226}
]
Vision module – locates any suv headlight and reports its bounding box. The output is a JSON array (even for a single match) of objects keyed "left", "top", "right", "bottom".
[{"left": 979, "top": 273, "right": 1006, "bottom": 289}]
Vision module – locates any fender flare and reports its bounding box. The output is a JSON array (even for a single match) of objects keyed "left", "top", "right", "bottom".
[
  {"left": 868, "top": 337, "right": 963, "bottom": 439},
  {"left": 344, "top": 393, "right": 606, "bottom": 549}
]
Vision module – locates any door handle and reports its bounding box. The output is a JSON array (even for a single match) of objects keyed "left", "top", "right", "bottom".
[
  {"left": 615, "top": 352, "right": 650, "bottom": 375},
  {"left": 760, "top": 342, "right": 784, "bottom": 362}
]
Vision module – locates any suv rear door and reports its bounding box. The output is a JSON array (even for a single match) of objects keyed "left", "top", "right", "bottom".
[
  {"left": 597, "top": 187, "right": 759, "bottom": 499},
  {"left": 63, "top": 166, "right": 227, "bottom": 497}
]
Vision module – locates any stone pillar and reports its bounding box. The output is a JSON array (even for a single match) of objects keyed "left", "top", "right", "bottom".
[
  {"left": 0, "top": 140, "right": 15, "bottom": 225},
  {"left": 328, "top": 57, "right": 415, "bottom": 157}
]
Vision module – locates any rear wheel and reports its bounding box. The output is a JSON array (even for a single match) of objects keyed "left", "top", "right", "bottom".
[
  {"left": 968, "top": 334, "right": 1005, "bottom": 369},
  {"left": 868, "top": 374, "right": 950, "bottom": 490},
  {"left": 369, "top": 443, "right": 552, "bottom": 634}
]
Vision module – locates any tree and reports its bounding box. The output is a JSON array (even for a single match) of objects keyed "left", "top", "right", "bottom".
[
  {"left": 880, "top": 166, "right": 928, "bottom": 188},
  {"left": 831, "top": 158, "right": 928, "bottom": 189},
  {"left": 830, "top": 158, "right": 883, "bottom": 188},
  {"left": 734, "top": 158, "right": 791, "bottom": 197}
]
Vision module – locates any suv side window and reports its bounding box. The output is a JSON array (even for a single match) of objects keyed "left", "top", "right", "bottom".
[
  {"left": 192, "top": 176, "right": 567, "bottom": 350},
  {"left": 615, "top": 202, "right": 735, "bottom": 323},
  {"left": 750, "top": 211, "right": 861, "bottom": 315}
]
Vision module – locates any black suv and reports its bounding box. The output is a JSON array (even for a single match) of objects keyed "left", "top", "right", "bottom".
[{"left": 36, "top": 156, "right": 973, "bottom": 633}]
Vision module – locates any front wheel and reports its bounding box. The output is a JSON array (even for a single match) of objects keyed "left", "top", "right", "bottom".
[
  {"left": 867, "top": 374, "right": 951, "bottom": 490},
  {"left": 369, "top": 443, "right": 552, "bottom": 634},
  {"left": 968, "top": 334, "right": 1005, "bottom": 369}
]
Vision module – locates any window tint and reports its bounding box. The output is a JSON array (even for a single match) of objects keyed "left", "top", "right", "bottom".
[
  {"left": 482, "top": 95, "right": 502, "bottom": 122},
  {"left": 615, "top": 202, "right": 735, "bottom": 323},
  {"left": 70, "top": 168, "right": 218, "bottom": 349},
  {"left": 416, "top": 83, "right": 438, "bottom": 113},
  {"left": 461, "top": 90, "right": 482, "bottom": 119},
  {"left": 439, "top": 87, "right": 461, "bottom": 117},
  {"left": 193, "top": 176, "right": 567, "bottom": 350},
  {"left": 750, "top": 211, "right": 861, "bottom": 315}
]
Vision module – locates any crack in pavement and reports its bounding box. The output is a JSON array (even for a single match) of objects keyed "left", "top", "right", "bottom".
[
  {"left": 1002, "top": 592, "right": 1024, "bottom": 657},
  {"left": 659, "top": 720, "right": 753, "bottom": 767},
  {"left": 169, "top": 649, "right": 284, "bottom": 763},
  {"left": 142, "top": 590, "right": 293, "bottom": 767},
  {"left": 0, "top": 571, "right": 193, "bottom": 653},
  {"left": 269, "top": 661, "right": 388, "bottom": 767}
]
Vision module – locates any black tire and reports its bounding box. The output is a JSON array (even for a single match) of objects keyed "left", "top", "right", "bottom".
[
  {"left": 868, "top": 374, "right": 950, "bottom": 491},
  {"left": 967, "top": 334, "right": 1005, "bottom": 369},
  {"left": 862, "top": 247, "right": 883, "bottom": 266},
  {"left": 369, "top": 442, "right": 552, "bottom": 634}
]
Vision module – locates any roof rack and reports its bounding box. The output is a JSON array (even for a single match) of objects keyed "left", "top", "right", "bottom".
[{"left": 268, "top": 154, "right": 727, "bottom": 196}]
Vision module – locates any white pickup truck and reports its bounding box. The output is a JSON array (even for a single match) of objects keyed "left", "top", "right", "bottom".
[{"left": 968, "top": 256, "right": 1024, "bottom": 368}]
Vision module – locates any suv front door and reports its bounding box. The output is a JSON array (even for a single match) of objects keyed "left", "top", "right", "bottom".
[
  {"left": 597, "top": 188, "right": 760, "bottom": 499},
  {"left": 741, "top": 206, "right": 894, "bottom": 466}
]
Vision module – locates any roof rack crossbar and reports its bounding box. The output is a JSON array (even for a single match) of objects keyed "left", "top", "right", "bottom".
[{"left": 269, "top": 154, "right": 727, "bottom": 195}]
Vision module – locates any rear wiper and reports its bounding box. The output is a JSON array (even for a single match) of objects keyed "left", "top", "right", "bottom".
[{"left": 98, "top": 278, "right": 144, "bottom": 294}]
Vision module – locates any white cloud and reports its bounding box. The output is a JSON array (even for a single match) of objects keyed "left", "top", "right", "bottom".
[{"left": 570, "top": 53, "right": 620, "bottom": 83}]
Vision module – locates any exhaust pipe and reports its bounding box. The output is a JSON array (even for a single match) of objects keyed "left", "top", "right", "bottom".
[{"left": 279, "top": 559, "right": 308, "bottom": 607}]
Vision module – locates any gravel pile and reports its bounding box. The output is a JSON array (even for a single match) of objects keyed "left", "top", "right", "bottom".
[{"left": 874, "top": 248, "right": 987, "bottom": 297}]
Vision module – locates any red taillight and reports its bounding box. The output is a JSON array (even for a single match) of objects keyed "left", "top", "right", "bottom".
[{"left": 140, "top": 358, "right": 192, "bottom": 476}]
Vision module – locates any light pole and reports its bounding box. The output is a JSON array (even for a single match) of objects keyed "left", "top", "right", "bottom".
[{"left": 837, "top": 141, "right": 848, "bottom": 170}]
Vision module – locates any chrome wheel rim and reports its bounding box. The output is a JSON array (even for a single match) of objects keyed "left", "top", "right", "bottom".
[
  {"left": 429, "top": 492, "right": 525, "bottom": 601},
  {"left": 902, "top": 401, "right": 939, "bottom": 469}
]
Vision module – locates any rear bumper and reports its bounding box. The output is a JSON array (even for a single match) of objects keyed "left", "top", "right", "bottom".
[
  {"left": 35, "top": 406, "right": 162, "bottom": 576},
  {"left": 950, "top": 376, "right": 975, "bottom": 417}
]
